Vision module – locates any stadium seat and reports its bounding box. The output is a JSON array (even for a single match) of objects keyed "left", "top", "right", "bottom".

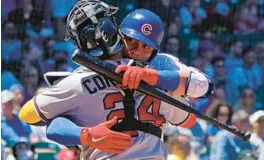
[{"left": 32, "top": 142, "right": 61, "bottom": 160}]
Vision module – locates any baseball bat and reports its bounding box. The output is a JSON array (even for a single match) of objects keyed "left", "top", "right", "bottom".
[{"left": 72, "top": 50, "right": 251, "bottom": 142}]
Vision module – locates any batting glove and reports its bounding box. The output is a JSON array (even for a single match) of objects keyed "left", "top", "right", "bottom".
[
  {"left": 80, "top": 116, "right": 133, "bottom": 154},
  {"left": 115, "top": 65, "right": 158, "bottom": 89}
]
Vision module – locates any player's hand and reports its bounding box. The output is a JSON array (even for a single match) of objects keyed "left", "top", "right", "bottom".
[
  {"left": 80, "top": 116, "right": 133, "bottom": 154},
  {"left": 115, "top": 65, "right": 158, "bottom": 89}
]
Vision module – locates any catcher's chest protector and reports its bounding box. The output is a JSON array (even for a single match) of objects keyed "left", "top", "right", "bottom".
[{"left": 110, "top": 88, "right": 162, "bottom": 138}]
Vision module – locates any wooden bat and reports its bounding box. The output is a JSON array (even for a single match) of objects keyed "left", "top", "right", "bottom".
[{"left": 72, "top": 50, "right": 251, "bottom": 142}]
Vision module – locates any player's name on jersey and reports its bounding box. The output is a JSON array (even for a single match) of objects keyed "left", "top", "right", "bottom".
[{"left": 82, "top": 75, "right": 116, "bottom": 94}]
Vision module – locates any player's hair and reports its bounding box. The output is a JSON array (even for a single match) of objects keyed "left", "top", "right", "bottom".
[
  {"left": 211, "top": 56, "right": 225, "bottom": 66},
  {"left": 212, "top": 103, "right": 233, "bottom": 125},
  {"left": 242, "top": 46, "right": 254, "bottom": 58}
]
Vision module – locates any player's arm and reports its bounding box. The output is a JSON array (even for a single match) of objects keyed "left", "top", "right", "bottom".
[
  {"left": 154, "top": 54, "right": 214, "bottom": 98},
  {"left": 115, "top": 54, "right": 214, "bottom": 98},
  {"left": 46, "top": 116, "right": 133, "bottom": 154},
  {"left": 115, "top": 61, "right": 180, "bottom": 91},
  {"left": 19, "top": 76, "right": 80, "bottom": 125}
]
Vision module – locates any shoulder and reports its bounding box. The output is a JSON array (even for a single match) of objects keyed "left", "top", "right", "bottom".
[
  {"left": 154, "top": 53, "right": 179, "bottom": 60},
  {"left": 151, "top": 53, "right": 180, "bottom": 69},
  {"left": 55, "top": 71, "right": 97, "bottom": 87}
]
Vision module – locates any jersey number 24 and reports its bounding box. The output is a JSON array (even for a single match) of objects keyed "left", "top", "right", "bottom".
[{"left": 104, "top": 92, "right": 166, "bottom": 128}]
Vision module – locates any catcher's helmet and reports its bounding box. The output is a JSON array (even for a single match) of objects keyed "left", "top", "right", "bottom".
[
  {"left": 65, "top": 0, "right": 123, "bottom": 59},
  {"left": 120, "top": 9, "right": 164, "bottom": 52}
]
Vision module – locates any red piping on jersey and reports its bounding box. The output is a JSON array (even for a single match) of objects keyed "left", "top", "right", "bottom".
[
  {"left": 33, "top": 96, "right": 49, "bottom": 122},
  {"left": 169, "top": 113, "right": 197, "bottom": 128}
]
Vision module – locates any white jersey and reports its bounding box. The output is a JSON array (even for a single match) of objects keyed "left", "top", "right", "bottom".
[{"left": 34, "top": 54, "right": 207, "bottom": 160}]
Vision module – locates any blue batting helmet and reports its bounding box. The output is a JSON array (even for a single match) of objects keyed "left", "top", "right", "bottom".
[{"left": 120, "top": 9, "right": 164, "bottom": 52}]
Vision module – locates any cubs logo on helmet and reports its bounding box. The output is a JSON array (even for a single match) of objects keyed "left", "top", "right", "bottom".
[
  {"left": 141, "top": 24, "right": 152, "bottom": 35},
  {"left": 120, "top": 9, "right": 164, "bottom": 51}
]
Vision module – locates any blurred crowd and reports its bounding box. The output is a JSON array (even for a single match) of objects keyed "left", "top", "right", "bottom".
[{"left": 1, "top": 0, "right": 264, "bottom": 160}]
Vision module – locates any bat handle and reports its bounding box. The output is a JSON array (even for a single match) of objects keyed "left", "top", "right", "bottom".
[
  {"left": 242, "top": 131, "right": 251, "bottom": 142},
  {"left": 206, "top": 114, "right": 251, "bottom": 142},
  {"left": 222, "top": 121, "right": 251, "bottom": 141}
]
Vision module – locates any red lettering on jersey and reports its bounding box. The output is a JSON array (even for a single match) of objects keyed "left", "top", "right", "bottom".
[
  {"left": 103, "top": 92, "right": 124, "bottom": 109},
  {"left": 103, "top": 92, "right": 165, "bottom": 136},
  {"left": 138, "top": 96, "right": 165, "bottom": 127}
]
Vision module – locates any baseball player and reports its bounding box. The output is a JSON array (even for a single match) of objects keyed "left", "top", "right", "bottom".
[{"left": 19, "top": 1, "right": 214, "bottom": 159}]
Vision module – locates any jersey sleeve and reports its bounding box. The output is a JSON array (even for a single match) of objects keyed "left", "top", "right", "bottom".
[
  {"left": 151, "top": 53, "right": 180, "bottom": 71},
  {"left": 153, "top": 53, "right": 210, "bottom": 98},
  {"left": 33, "top": 75, "right": 80, "bottom": 122},
  {"left": 164, "top": 95, "right": 196, "bottom": 128}
]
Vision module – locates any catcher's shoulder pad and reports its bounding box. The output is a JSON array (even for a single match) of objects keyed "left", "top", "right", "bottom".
[{"left": 44, "top": 71, "right": 72, "bottom": 86}]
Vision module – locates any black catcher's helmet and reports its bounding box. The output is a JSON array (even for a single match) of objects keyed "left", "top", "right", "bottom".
[{"left": 65, "top": 0, "right": 123, "bottom": 59}]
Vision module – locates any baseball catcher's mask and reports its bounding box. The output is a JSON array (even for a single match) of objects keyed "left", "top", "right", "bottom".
[{"left": 65, "top": 0, "right": 123, "bottom": 59}]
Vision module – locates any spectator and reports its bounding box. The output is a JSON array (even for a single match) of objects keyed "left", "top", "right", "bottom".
[
  {"left": 164, "top": 36, "right": 180, "bottom": 56},
  {"left": 1, "top": 140, "right": 6, "bottom": 160},
  {"left": 210, "top": 109, "right": 253, "bottom": 160},
  {"left": 48, "top": 0, "right": 77, "bottom": 40},
  {"left": 180, "top": 0, "right": 207, "bottom": 28},
  {"left": 1, "top": 21, "right": 22, "bottom": 63},
  {"left": 194, "top": 84, "right": 226, "bottom": 114},
  {"left": 8, "top": 0, "right": 45, "bottom": 40},
  {"left": 249, "top": 110, "right": 264, "bottom": 159},
  {"left": 25, "top": 19, "right": 54, "bottom": 41},
  {"left": 190, "top": 56, "right": 204, "bottom": 71},
  {"left": 40, "top": 38, "right": 56, "bottom": 74},
  {"left": 255, "top": 84, "right": 264, "bottom": 111},
  {"left": 167, "top": 135, "right": 198, "bottom": 160},
  {"left": 235, "top": 87, "right": 257, "bottom": 114},
  {"left": 234, "top": 5, "right": 258, "bottom": 34},
  {"left": 10, "top": 84, "right": 26, "bottom": 112},
  {"left": 22, "top": 36, "right": 45, "bottom": 66},
  {"left": 137, "top": 0, "right": 180, "bottom": 23},
  {"left": 52, "top": 40, "right": 77, "bottom": 69},
  {"left": 214, "top": 0, "right": 230, "bottom": 16},
  {"left": 225, "top": 40, "right": 244, "bottom": 73},
  {"left": 207, "top": 103, "right": 233, "bottom": 144},
  {"left": 2, "top": 0, "right": 18, "bottom": 22},
  {"left": 255, "top": 41, "right": 264, "bottom": 84},
  {"left": 211, "top": 56, "right": 240, "bottom": 105},
  {"left": 233, "top": 46, "right": 261, "bottom": 90},
  {"left": 12, "top": 141, "right": 35, "bottom": 160},
  {"left": 20, "top": 66, "right": 40, "bottom": 102},
  {"left": 1, "top": 90, "right": 32, "bottom": 146},
  {"left": 52, "top": 50, "right": 73, "bottom": 72},
  {"left": 257, "top": 19, "right": 264, "bottom": 32},
  {"left": 1, "top": 60, "right": 21, "bottom": 90},
  {"left": 197, "top": 39, "right": 216, "bottom": 77},
  {"left": 164, "top": 119, "right": 207, "bottom": 159}
]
